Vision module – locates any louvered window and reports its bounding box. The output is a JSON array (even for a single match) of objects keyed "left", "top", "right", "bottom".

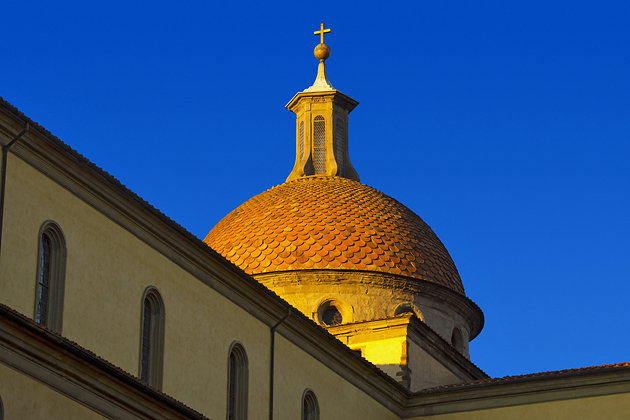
[
  {"left": 313, "top": 116, "right": 325, "bottom": 174},
  {"left": 36, "top": 234, "right": 51, "bottom": 324},
  {"left": 299, "top": 121, "right": 305, "bottom": 161}
]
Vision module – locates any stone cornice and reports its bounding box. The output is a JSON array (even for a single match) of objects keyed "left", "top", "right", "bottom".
[
  {"left": 405, "top": 364, "right": 630, "bottom": 417},
  {"left": 286, "top": 89, "right": 359, "bottom": 113}
]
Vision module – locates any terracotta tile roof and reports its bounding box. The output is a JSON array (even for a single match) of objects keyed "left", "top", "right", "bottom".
[
  {"left": 205, "top": 176, "right": 465, "bottom": 294},
  {"left": 417, "top": 361, "right": 630, "bottom": 394}
]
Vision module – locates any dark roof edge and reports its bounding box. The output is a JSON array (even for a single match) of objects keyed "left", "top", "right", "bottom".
[
  {"left": 0, "top": 303, "right": 208, "bottom": 419},
  {"left": 417, "top": 361, "right": 630, "bottom": 394}
]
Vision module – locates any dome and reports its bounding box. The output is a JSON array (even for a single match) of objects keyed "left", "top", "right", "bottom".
[{"left": 204, "top": 176, "right": 465, "bottom": 294}]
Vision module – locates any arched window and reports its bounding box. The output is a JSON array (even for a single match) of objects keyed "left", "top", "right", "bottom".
[
  {"left": 299, "top": 120, "right": 305, "bottom": 162},
  {"left": 0, "top": 394, "right": 4, "bottom": 420},
  {"left": 451, "top": 327, "right": 463, "bottom": 353},
  {"left": 302, "top": 389, "right": 319, "bottom": 420},
  {"left": 34, "top": 221, "right": 66, "bottom": 333},
  {"left": 139, "top": 287, "right": 165, "bottom": 389},
  {"left": 313, "top": 116, "right": 325, "bottom": 174},
  {"left": 227, "top": 342, "right": 248, "bottom": 420}
]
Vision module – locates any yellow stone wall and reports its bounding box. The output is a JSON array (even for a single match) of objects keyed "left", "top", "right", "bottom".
[
  {"left": 359, "top": 337, "right": 408, "bottom": 387},
  {"left": 0, "top": 362, "right": 105, "bottom": 419}
]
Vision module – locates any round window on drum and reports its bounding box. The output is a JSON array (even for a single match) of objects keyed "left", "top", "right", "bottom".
[{"left": 317, "top": 300, "right": 345, "bottom": 327}]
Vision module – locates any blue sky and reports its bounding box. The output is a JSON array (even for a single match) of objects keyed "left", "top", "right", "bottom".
[{"left": 3, "top": 1, "right": 629, "bottom": 378}]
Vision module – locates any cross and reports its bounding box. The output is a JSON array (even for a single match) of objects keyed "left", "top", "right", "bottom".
[{"left": 314, "top": 22, "right": 331, "bottom": 44}]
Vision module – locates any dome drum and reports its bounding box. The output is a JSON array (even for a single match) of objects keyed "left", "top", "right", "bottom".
[
  {"left": 205, "top": 176, "right": 483, "bottom": 355},
  {"left": 253, "top": 269, "right": 483, "bottom": 356}
]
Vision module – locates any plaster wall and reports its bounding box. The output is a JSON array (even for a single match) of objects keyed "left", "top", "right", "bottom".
[
  {"left": 407, "top": 339, "right": 462, "bottom": 391},
  {"left": 414, "top": 391, "right": 630, "bottom": 420},
  {"left": 0, "top": 362, "right": 105, "bottom": 419},
  {"left": 273, "top": 333, "right": 399, "bottom": 420},
  {"left": 0, "top": 153, "right": 271, "bottom": 418}
]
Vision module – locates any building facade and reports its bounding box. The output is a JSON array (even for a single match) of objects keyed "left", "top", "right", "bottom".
[{"left": 0, "top": 26, "right": 629, "bottom": 419}]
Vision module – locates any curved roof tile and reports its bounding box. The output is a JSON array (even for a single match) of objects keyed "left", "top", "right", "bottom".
[{"left": 205, "top": 176, "right": 465, "bottom": 294}]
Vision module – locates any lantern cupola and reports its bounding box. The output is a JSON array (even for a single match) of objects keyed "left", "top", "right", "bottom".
[{"left": 286, "top": 23, "right": 360, "bottom": 182}]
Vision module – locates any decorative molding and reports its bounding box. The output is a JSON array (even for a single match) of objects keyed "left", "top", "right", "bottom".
[{"left": 286, "top": 90, "right": 359, "bottom": 113}]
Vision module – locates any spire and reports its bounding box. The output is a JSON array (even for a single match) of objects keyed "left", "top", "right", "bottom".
[
  {"left": 285, "top": 24, "right": 360, "bottom": 182},
  {"left": 305, "top": 23, "right": 334, "bottom": 92}
]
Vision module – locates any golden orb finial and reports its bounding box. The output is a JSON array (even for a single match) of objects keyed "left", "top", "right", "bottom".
[
  {"left": 313, "top": 23, "right": 331, "bottom": 61},
  {"left": 314, "top": 43, "right": 331, "bottom": 61}
]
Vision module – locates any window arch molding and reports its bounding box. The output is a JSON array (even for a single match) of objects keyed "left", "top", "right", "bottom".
[
  {"left": 302, "top": 389, "right": 320, "bottom": 420},
  {"left": 34, "top": 220, "right": 66, "bottom": 333},
  {"left": 227, "top": 341, "right": 248, "bottom": 420},
  {"left": 393, "top": 302, "right": 423, "bottom": 320},
  {"left": 314, "top": 297, "right": 352, "bottom": 327},
  {"left": 139, "top": 286, "right": 165, "bottom": 389}
]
